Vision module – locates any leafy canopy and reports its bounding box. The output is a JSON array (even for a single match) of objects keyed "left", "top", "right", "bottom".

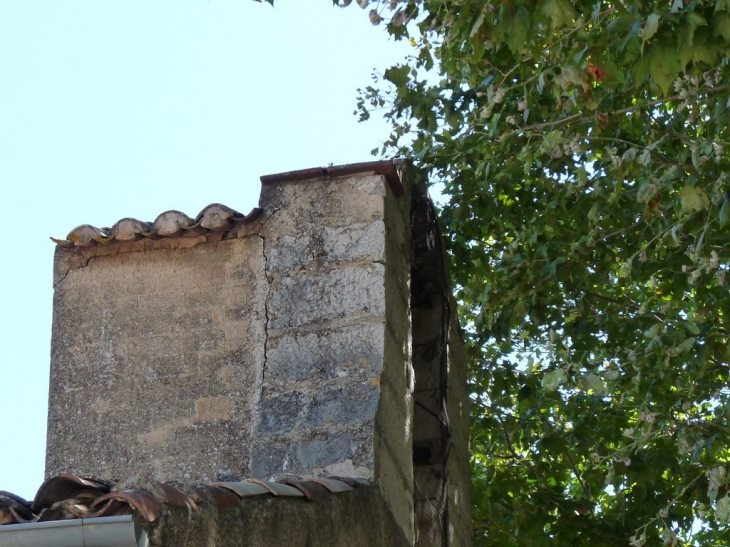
[{"left": 263, "top": 0, "right": 730, "bottom": 545}]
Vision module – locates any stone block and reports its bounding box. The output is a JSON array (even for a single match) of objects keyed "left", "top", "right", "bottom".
[
  {"left": 195, "top": 396, "right": 238, "bottom": 422},
  {"left": 293, "top": 436, "right": 355, "bottom": 470},
  {"left": 268, "top": 264, "right": 385, "bottom": 330},
  {"left": 266, "top": 323, "right": 384, "bottom": 385},
  {"left": 257, "top": 391, "right": 305, "bottom": 435},
  {"left": 306, "top": 384, "right": 380, "bottom": 428},
  {"left": 266, "top": 233, "right": 312, "bottom": 274},
  {"left": 265, "top": 221, "right": 386, "bottom": 275},
  {"left": 321, "top": 221, "right": 386, "bottom": 264},
  {"left": 414, "top": 464, "right": 444, "bottom": 501},
  {"left": 260, "top": 175, "right": 387, "bottom": 234},
  {"left": 384, "top": 281, "right": 409, "bottom": 341}
]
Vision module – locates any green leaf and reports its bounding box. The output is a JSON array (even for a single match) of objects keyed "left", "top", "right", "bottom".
[
  {"left": 676, "top": 337, "right": 696, "bottom": 354},
  {"left": 539, "top": 0, "right": 577, "bottom": 30},
  {"left": 719, "top": 193, "right": 729, "bottom": 226},
  {"left": 632, "top": 45, "right": 652, "bottom": 84},
  {"left": 383, "top": 65, "right": 410, "bottom": 88},
  {"left": 637, "top": 181, "right": 658, "bottom": 203},
  {"left": 680, "top": 185, "right": 710, "bottom": 212},
  {"left": 650, "top": 46, "right": 681, "bottom": 95},
  {"left": 506, "top": 7, "right": 530, "bottom": 54},
  {"left": 714, "top": 13, "right": 730, "bottom": 41},
  {"left": 642, "top": 13, "right": 661, "bottom": 42},
  {"left": 582, "top": 373, "right": 607, "bottom": 395},
  {"left": 686, "top": 321, "right": 701, "bottom": 335},
  {"left": 718, "top": 496, "right": 730, "bottom": 524},
  {"left": 644, "top": 323, "right": 662, "bottom": 338},
  {"left": 542, "top": 369, "right": 567, "bottom": 391},
  {"left": 470, "top": 10, "right": 486, "bottom": 38}
]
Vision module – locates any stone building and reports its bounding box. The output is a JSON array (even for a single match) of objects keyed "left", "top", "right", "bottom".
[{"left": 0, "top": 160, "right": 471, "bottom": 546}]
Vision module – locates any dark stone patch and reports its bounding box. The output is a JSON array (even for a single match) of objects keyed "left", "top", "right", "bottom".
[
  {"left": 294, "top": 436, "right": 352, "bottom": 469},
  {"left": 306, "top": 385, "right": 380, "bottom": 427},
  {"left": 250, "top": 445, "right": 287, "bottom": 479},
  {"left": 257, "top": 391, "right": 305, "bottom": 435}
]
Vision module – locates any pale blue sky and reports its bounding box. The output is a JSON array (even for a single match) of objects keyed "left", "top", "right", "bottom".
[{"left": 0, "top": 0, "right": 409, "bottom": 500}]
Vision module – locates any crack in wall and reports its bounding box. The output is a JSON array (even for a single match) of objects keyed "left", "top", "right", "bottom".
[
  {"left": 258, "top": 230, "right": 273, "bottom": 401},
  {"left": 250, "top": 209, "right": 278, "bottom": 403},
  {"left": 53, "top": 255, "right": 94, "bottom": 289}
]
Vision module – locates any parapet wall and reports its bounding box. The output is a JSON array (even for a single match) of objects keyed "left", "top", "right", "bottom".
[
  {"left": 44, "top": 161, "right": 471, "bottom": 546},
  {"left": 48, "top": 232, "right": 268, "bottom": 483}
]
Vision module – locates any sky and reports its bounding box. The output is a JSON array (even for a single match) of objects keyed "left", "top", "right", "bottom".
[{"left": 0, "top": 0, "right": 411, "bottom": 501}]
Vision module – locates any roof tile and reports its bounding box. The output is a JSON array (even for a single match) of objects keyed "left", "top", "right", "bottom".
[
  {"left": 0, "top": 473, "right": 362, "bottom": 527},
  {"left": 52, "top": 204, "right": 261, "bottom": 248}
]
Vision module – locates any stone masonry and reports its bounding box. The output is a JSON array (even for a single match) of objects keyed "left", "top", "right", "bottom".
[{"left": 45, "top": 161, "right": 471, "bottom": 546}]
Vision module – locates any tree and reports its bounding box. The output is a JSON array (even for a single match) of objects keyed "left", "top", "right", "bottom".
[
  {"left": 350, "top": 0, "right": 730, "bottom": 545},
  {"left": 267, "top": 0, "right": 730, "bottom": 544}
]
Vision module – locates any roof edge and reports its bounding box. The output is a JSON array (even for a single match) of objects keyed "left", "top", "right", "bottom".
[{"left": 260, "top": 160, "right": 404, "bottom": 198}]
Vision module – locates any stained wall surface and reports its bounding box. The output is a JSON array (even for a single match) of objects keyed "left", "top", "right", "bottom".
[
  {"left": 46, "top": 170, "right": 414, "bottom": 538},
  {"left": 45, "top": 164, "right": 470, "bottom": 545},
  {"left": 47, "top": 235, "right": 268, "bottom": 483}
]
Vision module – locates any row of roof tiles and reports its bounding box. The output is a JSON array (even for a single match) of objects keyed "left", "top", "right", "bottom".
[
  {"left": 0, "top": 473, "right": 365, "bottom": 526},
  {"left": 52, "top": 204, "right": 261, "bottom": 248},
  {"left": 51, "top": 160, "right": 404, "bottom": 248}
]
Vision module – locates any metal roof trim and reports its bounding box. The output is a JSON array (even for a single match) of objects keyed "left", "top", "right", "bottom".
[
  {"left": 260, "top": 160, "right": 404, "bottom": 198},
  {"left": 0, "top": 515, "right": 147, "bottom": 547}
]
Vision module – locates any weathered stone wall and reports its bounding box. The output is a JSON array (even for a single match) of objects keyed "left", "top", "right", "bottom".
[
  {"left": 409, "top": 181, "right": 472, "bottom": 547},
  {"left": 250, "top": 172, "right": 415, "bottom": 541},
  {"left": 47, "top": 236, "right": 268, "bottom": 483},
  {"left": 45, "top": 163, "right": 470, "bottom": 546},
  {"left": 149, "top": 485, "right": 410, "bottom": 547}
]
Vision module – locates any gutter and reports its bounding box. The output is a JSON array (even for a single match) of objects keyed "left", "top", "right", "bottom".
[{"left": 0, "top": 515, "right": 147, "bottom": 547}]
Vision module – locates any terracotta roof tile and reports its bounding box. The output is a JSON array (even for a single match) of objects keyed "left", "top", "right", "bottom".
[
  {"left": 0, "top": 473, "right": 358, "bottom": 526},
  {"left": 50, "top": 161, "right": 406, "bottom": 248},
  {"left": 51, "top": 204, "right": 262, "bottom": 248}
]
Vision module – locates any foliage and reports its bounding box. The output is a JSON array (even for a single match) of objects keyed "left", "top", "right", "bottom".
[
  {"left": 350, "top": 0, "right": 730, "bottom": 545},
  {"left": 264, "top": 0, "right": 730, "bottom": 545}
]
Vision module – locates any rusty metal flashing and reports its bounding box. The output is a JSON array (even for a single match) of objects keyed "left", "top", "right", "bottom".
[
  {"left": 260, "top": 160, "right": 404, "bottom": 198},
  {"left": 0, "top": 474, "right": 360, "bottom": 527}
]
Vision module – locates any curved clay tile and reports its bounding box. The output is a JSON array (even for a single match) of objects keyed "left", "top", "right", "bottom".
[
  {"left": 194, "top": 203, "right": 242, "bottom": 231},
  {"left": 301, "top": 478, "right": 354, "bottom": 493},
  {"left": 64, "top": 225, "right": 111, "bottom": 246},
  {"left": 153, "top": 210, "right": 195, "bottom": 236},
  {"left": 242, "top": 479, "right": 305, "bottom": 497},
  {"left": 155, "top": 482, "right": 198, "bottom": 511},
  {"left": 211, "top": 481, "right": 270, "bottom": 498},
  {"left": 68, "top": 497, "right": 124, "bottom": 519},
  {"left": 0, "top": 491, "right": 34, "bottom": 524},
  {"left": 91, "top": 490, "right": 162, "bottom": 523},
  {"left": 109, "top": 218, "right": 153, "bottom": 241},
  {"left": 198, "top": 485, "right": 241, "bottom": 509},
  {"left": 32, "top": 474, "right": 111, "bottom": 512},
  {"left": 51, "top": 204, "right": 261, "bottom": 246},
  {"left": 277, "top": 479, "right": 330, "bottom": 501}
]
